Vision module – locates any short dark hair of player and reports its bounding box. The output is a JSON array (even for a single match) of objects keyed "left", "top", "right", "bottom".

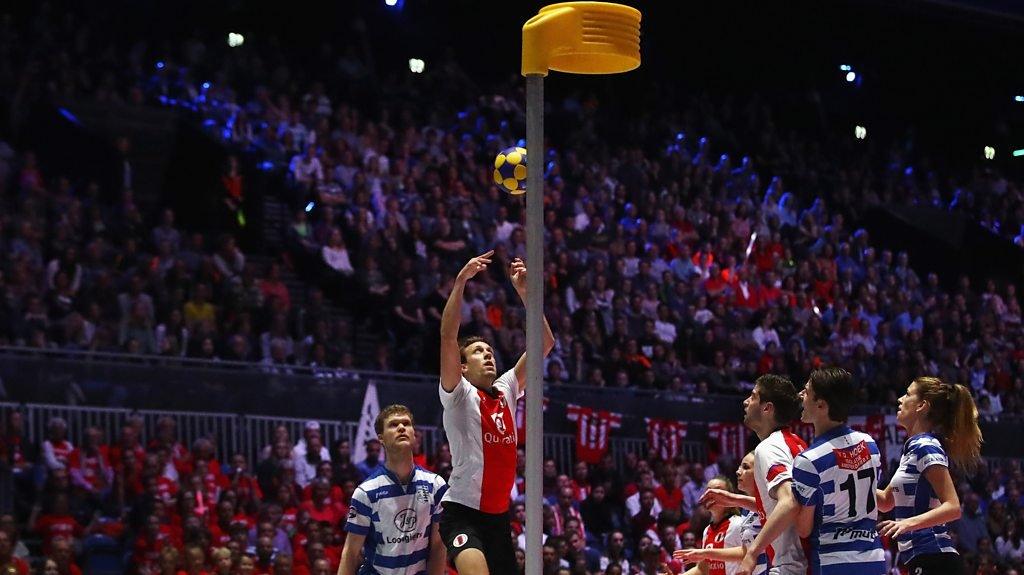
[
  {"left": 375, "top": 404, "right": 415, "bottom": 435},
  {"left": 808, "top": 367, "right": 855, "bottom": 423},
  {"left": 458, "top": 336, "right": 489, "bottom": 363},
  {"left": 754, "top": 374, "right": 801, "bottom": 425}
]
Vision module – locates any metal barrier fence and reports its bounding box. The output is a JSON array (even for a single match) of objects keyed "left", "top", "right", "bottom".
[
  {"left": 1, "top": 402, "right": 708, "bottom": 473},
  {"left": 6, "top": 401, "right": 1016, "bottom": 477},
  {"left": 3, "top": 345, "right": 1021, "bottom": 462}
]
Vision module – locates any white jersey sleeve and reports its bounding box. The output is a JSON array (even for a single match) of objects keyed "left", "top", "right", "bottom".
[
  {"left": 439, "top": 376, "right": 473, "bottom": 408},
  {"left": 755, "top": 438, "right": 794, "bottom": 499},
  {"left": 345, "top": 486, "right": 373, "bottom": 536}
]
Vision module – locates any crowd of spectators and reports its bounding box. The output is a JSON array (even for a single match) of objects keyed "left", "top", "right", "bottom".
[
  {"left": 2, "top": 3, "right": 1024, "bottom": 574},
  {"left": 2, "top": 412, "right": 1024, "bottom": 575},
  {"left": 2, "top": 4, "right": 1024, "bottom": 416}
]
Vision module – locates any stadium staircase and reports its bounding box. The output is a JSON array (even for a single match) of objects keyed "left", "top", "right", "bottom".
[{"left": 255, "top": 192, "right": 380, "bottom": 360}]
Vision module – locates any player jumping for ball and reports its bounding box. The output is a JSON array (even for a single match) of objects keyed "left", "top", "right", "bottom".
[{"left": 438, "top": 250, "right": 554, "bottom": 575}]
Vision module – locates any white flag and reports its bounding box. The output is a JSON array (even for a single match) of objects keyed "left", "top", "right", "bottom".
[{"left": 353, "top": 381, "right": 381, "bottom": 464}]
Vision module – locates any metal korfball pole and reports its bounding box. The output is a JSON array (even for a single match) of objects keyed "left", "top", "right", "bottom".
[{"left": 521, "top": 5, "right": 640, "bottom": 574}]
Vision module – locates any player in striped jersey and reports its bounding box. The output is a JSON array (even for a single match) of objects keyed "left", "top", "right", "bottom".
[
  {"left": 875, "top": 377, "right": 982, "bottom": 575},
  {"left": 743, "top": 368, "right": 885, "bottom": 575},
  {"left": 340, "top": 405, "right": 448, "bottom": 575},
  {"left": 438, "top": 252, "right": 554, "bottom": 575},
  {"left": 673, "top": 475, "right": 749, "bottom": 575}
]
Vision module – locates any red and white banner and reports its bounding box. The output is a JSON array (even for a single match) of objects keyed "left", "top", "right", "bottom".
[
  {"left": 706, "top": 422, "right": 750, "bottom": 464},
  {"left": 645, "top": 418, "right": 689, "bottom": 461},
  {"left": 849, "top": 414, "right": 905, "bottom": 472},
  {"left": 567, "top": 404, "right": 622, "bottom": 463}
]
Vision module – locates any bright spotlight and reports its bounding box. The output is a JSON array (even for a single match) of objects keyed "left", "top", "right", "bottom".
[
  {"left": 408, "top": 58, "right": 425, "bottom": 74},
  {"left": 385, "top": 0, "right": 398, "bottom": 5},
  {"left": 984, "top": 146, "right": 995, "bottom": 160},
  {"left": 839, "top": 64, "right": 851, "bottom": 71},
  {"left": 155, "top": 61, "right": 165, "bottom": 70},
  {"left": 305, "top": 201, "right": 315, "bottom": 213},
  {"left": 1014, "top": 149, "right": 1024, "bottom": 158},
  {"left": 227, "top": 33, "right": 245, "bottom": 48},
  {"left": 855, "top": 126, "right": 867, "bottom": 140},
  {"left": 845, "top": 71, "right": 857, "bottom": 83},
  {"left": 1016, "top": 95, "right": 1024, "bottom": 103}
]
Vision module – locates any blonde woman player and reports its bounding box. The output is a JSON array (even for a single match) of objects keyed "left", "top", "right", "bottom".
[
  {"left": 875, "top": 377, "right": 983, "bottom": 575},
  {"left": 674, "top": 456, "right": 768, "bottom": 575},
  {"left": 671, "top": 476, "right": 745, "bottom": 575}
]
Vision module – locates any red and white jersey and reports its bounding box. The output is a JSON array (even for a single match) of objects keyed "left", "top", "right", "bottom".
[
  {"left": 707, "top": 422, "right": 749, "bottom": 464},
  {"left": 43, "top": 439, "right": 74, "bottom": 470},
  {"left": 702, "top": 515, "right": 744, "bottom": 575},
  {"left": 567, "top": 404, "right": 621, "bottom": 464},
  {"left": 752, "top": 427, "right": 807, "bottom": 575},
  {"left": 645, "top": 418, "right": 688, "bottom": 461},
  {"left": 440, "top": 369, "right": 520, "bottom": 514}
]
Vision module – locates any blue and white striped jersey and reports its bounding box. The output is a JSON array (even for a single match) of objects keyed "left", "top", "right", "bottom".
[
  {"left": 738, "top": 509, "right": 769, "bottom": 575},
  {"left": 888, "top": 433, "right": 957, "bottom": 563},
  {"left": 345, "top": 466, "right": 448, "bottom": 575},
  {"left": 791, "top": 425, "right": 885, "bottom": 575}
]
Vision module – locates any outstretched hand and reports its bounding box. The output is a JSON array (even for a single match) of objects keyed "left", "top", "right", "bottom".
[
  {"left": 698, "top": 488, "right": 735, "bottom": 510},
  {"left": 510, "top": 258, "right": 527, "bottom": 294},
  {"left": 673, "top": 548, "right": 710, "bottom": 562},
  {"left": 457, "top": 250, "right": 494, "bottom": 284}
]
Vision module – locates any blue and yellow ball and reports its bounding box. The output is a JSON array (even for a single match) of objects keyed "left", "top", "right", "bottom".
[{"left": 493, "top": 146, "right": 527, "bottom": 194}]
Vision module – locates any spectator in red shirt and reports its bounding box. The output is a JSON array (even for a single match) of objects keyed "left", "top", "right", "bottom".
[
  {"left": 192, "top": 459, "right": 227, "bottom": 509},
  {"left": 299, "top": 462, "right": 342, "bottom": 504},
  {"left": 299, "top": 478, "right": 344, "bottom": 526},
  {"left": 570, "top": 460, "right": 591, "bottom": 502},
  {"left": 290, "top": 510, "right": 316, "bottom": 568},
  {"left": 108, "top": 425, "right": 145, "bottom": 474},
  {"left": 68, "top": 426, "right": 112, "bottom": 501},
  {"left": 0, "top": 530, "right": 29, "bottom": 575},
  {"left": 226, "top": 453, "right": 263, "bottom": 511},
  {"left": 134, "top": 514, "right": 178, "bottom": 572},
  {"left": 654, "top": 472, "right": 684, "bottom": 515},
  {"left": 258, "top": 262, "right": 291, "bottom": 312},
  {"left": 47, "top": 536, "right": 82, "bottom": 575},
  {"left": 33, "top": 494, "right": 83, "bottom": 553},
  {"left": 208, "top": 501, "right": 238, "bottom": 549},
  {"left": 271, "top": 484, "right": 300, "bottom": 536},
  {"left": 293, "top": 540, "right": 330, "bottom": 575},
  {"left": 42, "top": 417, "right": 74, "bottom": 471},
  {"left": 180, "top": 438, "right": 224, "bottom": 480},
  {"left": 253, "top": 536, "right": 275, "bottom": 575},
  {"left": 149, "top": 416, "right": 190, "bottom": 478}
]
